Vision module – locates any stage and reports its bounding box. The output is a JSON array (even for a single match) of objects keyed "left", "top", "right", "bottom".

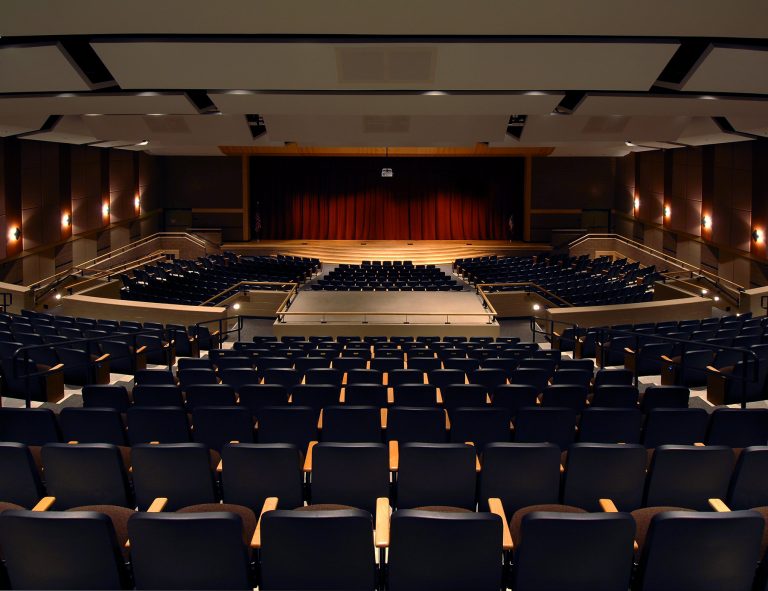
[
  {"left": 223, "top": 239, "right": 549, "bottom": 265},
  {"left": 273, "top": 290, "right": 500, "bottom": 338}
]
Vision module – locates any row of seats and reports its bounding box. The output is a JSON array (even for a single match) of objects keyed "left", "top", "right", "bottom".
[
  {"left": 5, "top": 403, "right": 767, "bottom": 452},
  {"left": 315, "top": 261, "right": 460, "bottom": 291},
  {"left": 455, "top": 254, "right": 659, "bottom": 306},
  {"left": 120, "top": 252, "right": 318, "bottom": 305},
  {"left": 1, "top": 441, "right": 767, "bottom": 590}
]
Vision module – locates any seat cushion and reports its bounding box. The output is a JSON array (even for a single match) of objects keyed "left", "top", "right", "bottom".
[
  {"left": 510, "top": 504, "right": 585, "bottom": 544},
  {"left": 630, "top": 506, "right": 692, "bottom": 552},
  {"left": 68, "top": 504, "right": 134, "bottom": 559},
  {"left": 178, "top": 503, "right": 256, "bottom": 546}
]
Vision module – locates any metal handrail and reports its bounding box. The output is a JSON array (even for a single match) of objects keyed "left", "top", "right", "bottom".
[
  {"left": 529, "top": 315, "right": 580, "bottom": 344},
  {"left": 476, "top": 282, "right": 573, "bottom": 308},
  {"left": 274, "top": 310, "right": 497, "bottom": 325},
  {"left": 568, "top": 233, "right": 743, "bottom": 302},
  {"left": 594, "top": 326, "right": 760, "bottom": 408},
  {"left": 32, "top": 232, "right": 212, "bottom": 289},
  {"left": 200, "top": 281, "right": 298, "bottom": 307},
  {"left": 659, "top": 270, "right": 739, "bottom": 306}
]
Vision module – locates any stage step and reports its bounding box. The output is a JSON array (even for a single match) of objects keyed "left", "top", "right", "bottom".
[{"left": 223, "top": 240, "right": 549, "bottom": 265}]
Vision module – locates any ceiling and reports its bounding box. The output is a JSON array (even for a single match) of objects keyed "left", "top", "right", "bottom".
[{"left": 1, "top": 0, "right": 767, "bottom": 156}]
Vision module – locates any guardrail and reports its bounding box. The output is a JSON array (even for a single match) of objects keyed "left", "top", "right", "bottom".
[
  {"left": 529, "top": 315, "right": 580, "bottom": 343},
  {"left": 476, "top": 282, "right": 573, "bottom": 308},
  {"left": 201, "top": 281, "right": 299, "bottom": 307},
  {"left": 569, "top": 233, "right": 743, "bottom": 305}
]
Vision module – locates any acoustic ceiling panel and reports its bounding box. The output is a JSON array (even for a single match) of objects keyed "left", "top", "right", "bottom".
[
  {"left": 262, "top": 114, "right": 508, "bottom": 146},
  {"left": 0, "top": 114, "right": 49, "bottom": 137},
  {"left": 683, "top": 46, "right": 768, "bottom": 94},
  {"left": 81, "top": 114, "right": 254, "bottom": 145},
  {"left": 21, "top": 115, "right": 99, "bottom": 144},
  {"left": 0, "top": 44, "right": 91, "bottom": 92},
  {"left": 209, "top": 92, "right": 564, "bottom": 116},
  {"left": 521, "top": 114, "right": 691, "bottom": 143},
  {"left": 4, "top": 0, "right": 767, "bottom": 37},
  {"left": 0, "top": 93, "right": 198, "bottom": 116},
  {"left": 92, "top": 41, "right": 678, "bottom": 91},
  {"left": 578, "top": 95, "right": 768, "bottom": 117}
]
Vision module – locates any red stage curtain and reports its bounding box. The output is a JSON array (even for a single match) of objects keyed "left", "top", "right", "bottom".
[{"left": 251, "top": 157, "right": 523, "bottom": 240}]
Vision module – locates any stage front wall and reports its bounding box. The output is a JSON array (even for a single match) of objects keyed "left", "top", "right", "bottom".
[{"left": 250, "top": 157, "right": 524, "bottom": 240}]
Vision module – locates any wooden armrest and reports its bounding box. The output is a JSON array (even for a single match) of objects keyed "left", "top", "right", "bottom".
[
  {"left": 380, "top": 408, "right": 387, "bottom": 429},
  {"left": 599, "top": 499, "right": 619, "bottom": 513},
  {"left": 488, "top": 498, "right": 513, "bottom": 551},
  {"left": 252, "top": 497, "right": 279, "bottom": 549},
  {"left": 660, "top": 355, "right": 674, "bottom": 363},
  {"left": 32, "top": 497, "right": 55, "bottom": 512},
  {"left": 304, "top": 441, "right": 317, "bottom": 473},
  {"left": 709, "top": 498, "right": 731, "bottom": 512},
  {"left": 67, "top": 441, "right": 78, "bottom": 445},
  {"left": 136, "top": 346, "right": 147, "bottom": 354},
  {"left": 147, "top": 498, "right": 167, "bottom": 513},
  {"left": 553, "top": 331, "right": 561, "bottom": 338},
  {"left": 706, "top": 365, "right": 721, "bottom": 373},
  {"left": 49, "top": 363, "right": 64, "bottom": 372},
  {"left": 375, "top": 497, "right": 390, "bottom": 548},
  {"left": 389, "top": 440, "right": 399, "bottom": 472},
  {"left": 694, "top": 442, "right": 705, "bottom": 447},
  {"left": 211, "top": 330, "right": 220, "bottom": 336},
  {"left": 445, "top": 411, "right": 451, "bottom": 430},
  {"left": 465, "top": 442, "right": 482, "bottom": 472},
  {"left": 94, "top": 353, "right": 110, "bottom": 363},
  {"left": 317, "top": 409, "right": 323, "bottom": 430},
  {"left": 624, "top": 348, "right": 635, "bottom": 354},
  {"left": 216, "top": 460, "right": 223, "bottom": 473},
  {"left": 387, "top": 389, "right": 394, "bottom": 404}
]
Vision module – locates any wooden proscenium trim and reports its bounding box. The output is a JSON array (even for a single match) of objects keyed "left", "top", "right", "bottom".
[{"left": 220, "top": 145, "right": 555, "bottom": 158}]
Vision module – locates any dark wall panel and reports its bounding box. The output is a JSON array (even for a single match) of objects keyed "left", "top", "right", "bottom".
[
  {"left": 161, "top": 156, "right": 241, "bottom": 209},
  {"left": 71, "top": 145, "right": 103, "bottom": 235},
  {"left": 531, "top": 157, "right": 615, "bottom": 209},
  {"left": 109, "top": 150, "right": 136, "bottom": 223}
]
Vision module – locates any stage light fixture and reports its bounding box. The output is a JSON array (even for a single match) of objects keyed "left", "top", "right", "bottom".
[{"left": 8, "top": 227, "right": 20, "bottom": 241}]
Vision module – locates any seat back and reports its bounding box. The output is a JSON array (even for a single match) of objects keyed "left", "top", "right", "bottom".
[
  {"left": 386, "top": 406, "right": 447, "bottom": 443},
  {"left": 131, "top": 443, "right": 216, "bottom": 511},
  {"left": 237, "top": 384, "right": 288, "bottom": 419},
  {"left": 578, "top": 408, "right": 642, "bottom": 444},
  {"left": 397, "top": 443, "right": 477, "bottom": 510},
  {"left": 192, "top": 406, "right": 255, "bottom": 451},
  {"left": 508, "top": 368, "right": 549, "bottom": 392},
  {"left": 58, "top": 407, "right": 127, "bottom": 446},
  {"left": 645, "top": 445, "right": 734, "bottom": 509},
  {"left": 388, "top": 510, "right": 503, "bottom": 591},
  {"left": 134, "top": 369, "right": 175, "bottom": 385},
  {"left": 129, "top": 512, "right": 252, "bottom": 590},
  {"left": 344, "top": 384, "right": 388, "bottom": 407},
  {"left": 82, "top": 384, "right": 131, "bottom": 412},
  {"left": 642, "top": 408, "right": 709, "bottom": 448},
  {"left": 311, "top": 443, "right": 389, "bottom": 514},
  {"left": 387, "top": 369, "right": 425, "bottom": 387},
  {"left": 540, "top": 384, "right": 589, "bottom": 412},
  {"left": 514, "top": 407, "right": 577, "bottom": 450},
  {"left": 478, "top": 442, "right": 560, "bottom": 516},
  {"left": 127, "top": 406, "right": 191, "bottom": 444},
  {"left": 513, "top": 512, "right": 635, "bottom": 591},
  {"left": 449, "top": 408, "right": 511, "bottom": 451},
  {"left": 321, "top": 406, "right": 382, "bottom": 443},
  {"left": 257, "top": 406, "right": 317, "bottom": 452},
  {"left": 638, "top": 511, "right": 763, "bottom": 591},
  {"left": 0, "top": 408, "right": 60, "bottom": 446},
  {"left": 260, "top": 508, "right": 375, "bottom": 591},
  {"left": 640, "top": 385, "right": 690, "bottom": 411},
  {"left": 392, "top": 384, "right": 438, "bottom": 407},
  {"left": 491, "top": 384, "right": 538, "bottom": 417},
  {"left": 706, "top": 408, "right": 768, "bottom": 448},
  {"left": 185, "top": 384, "right": 238, "bottom": 410},
  {"left": 727, "top": 446, "right": 768, "bottom": 510},
  {"left": 290, "top": 384, "right": 341, "bottom": 418},
  {"left": 221, "top": 443, "right": 304, "bottom": 511},
  {"left": 591, "top": 385, "right": 640, "bottom": 408},
  {"left": 441, "top": 384, "right": 488, "bottom": 414},
  {"left": 0, "top": 510, "right": 128, "bottom": 590},
  {"left": 132, "top": 384, "right": 185, "bottom": 408},
  {"left": 563, "top": 443, "right": 647, "bottom": 511},
  {"left": 41, "top": 443, "right": 131, "bottom": 508},
  {"left": 0, "top": 443, "right": 44, "bottom": 508}
]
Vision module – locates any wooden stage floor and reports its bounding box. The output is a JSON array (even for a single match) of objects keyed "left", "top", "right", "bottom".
[
  {"left": 274, "top": 290, "right": 500, "bottom": 338},
  {"left": 224, "top": 239, "right": 548, "bottom": 265}
]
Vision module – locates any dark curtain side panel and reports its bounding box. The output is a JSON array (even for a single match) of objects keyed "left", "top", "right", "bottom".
[{"left": 250, "top": 157, "right": 523, "bottom": 240}]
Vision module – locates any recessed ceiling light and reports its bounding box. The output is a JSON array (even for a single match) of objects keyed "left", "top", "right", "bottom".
[
  {"left": 422, "top": 91, "right": 447, "bottom": 96},
  {"left": 625, "top": 140, "right": 636, "bottom": 147},
  {"left": 136, "top": 140, "right": 149, "bottom": 146}
]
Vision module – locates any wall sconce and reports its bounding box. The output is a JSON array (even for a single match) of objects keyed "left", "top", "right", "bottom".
[
  {"left": 633, "top": 197, "right": 640, "bottom": 211},
  {"left": 753, "top": 228, "right": 764, "bottom": 243},
  {"left": 663, "top": 205, "right": 671, "bottom": 220},
  {"left": 702, "top": 215, "right": 712, "bottom": 230},
  {"left": 8, "top": 226, "right": 21, "bottom": 241},
  {"left": 61, "top": 213, "right": 71, "bottom": 228},
  {"left": 102, "top": 203, "right": 110, "bottom": 217},
  {"left": 134, "top": 196, "right": 141, "bottom": 211}
]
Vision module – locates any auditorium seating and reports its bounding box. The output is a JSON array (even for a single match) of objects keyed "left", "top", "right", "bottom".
[
  {"left": 455, "top": 254, "right": 659, "bottom": 305},
  {"left": 314, "top": 260, "right": 462, "bottom": 291},
  {"left": 120, "top": 251, "right": 319, "bottom": 305}
]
